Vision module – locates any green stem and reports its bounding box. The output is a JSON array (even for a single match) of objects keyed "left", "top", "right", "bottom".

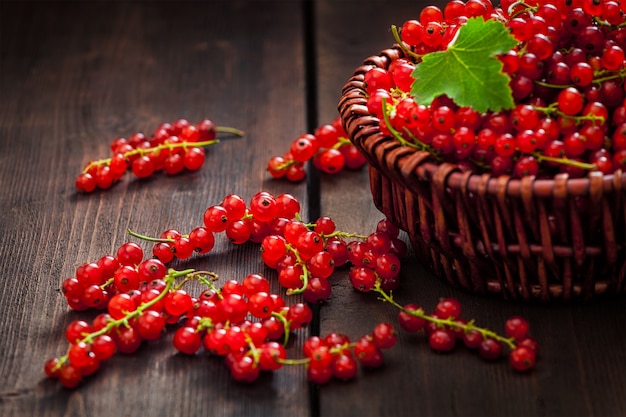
[
  {"left": 284, "top": 243, "right": 310, "bottom": 296},
  {"left": 215, "top": 126, "right": 245, "bottom": 137},
  {"left": 322, "top": 230, "right": 368, "bottom": 241},
  {"left": 173, "top": 270, "right": 218, "bottom": 291},
  {"left": 506, "top": 1, "right": 536, "bottom": 19},
  {"left": 373, "top": 282, "right": 516, "bottom": 350},
  {"left": 381, "top": 98, "right": 421, "bottom": 150},
  {"left": 194, "top": 272, "right": 223, "bottom": 300},
  {"left": 532, "top": 80, "right": 569, "bottom": 90},
  {"left": 276, "top": 340, "right": 361, "bottom": 367},
  {"left": 534, "top": 104, "right": 606, "bottom": 125},
  {"left": 301, "top": 222, "right": 368, "bottom": 241},
  {"left": 84, "top": 139, "right": 221, "bottom": 173},
  {"left": 195, "top": 317, "right": 215, "bottom": 334},
  {"left": 245, "top": 334, "right": 262, "bottom": 364},
  {"left": 100, "top": 277, "right": 115, "bottom": 289},
  {"left": 277, "top": 357, "right": 311, "bottom": 366},
  {"left": 126, "top": 228, "right": 175, "bottom": 243},
  {"left": 276, "top": 158, "right": 299, "bottom": 171},
  {"left": 532, "top": 153, "right": 597, "bottom": 171},
  {"left": 331, "top": 137, "right": 352, "bottom": 150},
  {"left": 390, "top": 24, "right": 422, "bottom": 62},
  {"left": 592, "top": 68, "right": 626, "bottom": 85},
  {"left": 402, "top": 127, "right": 441, "bottom": 157},
  {"left": 271, "top": 311, "right": 292, "bottom": 347}
]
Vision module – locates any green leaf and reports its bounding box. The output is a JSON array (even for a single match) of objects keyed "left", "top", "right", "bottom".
[{"left": 410, "top": 17, "right": 517, "bottom": 113}]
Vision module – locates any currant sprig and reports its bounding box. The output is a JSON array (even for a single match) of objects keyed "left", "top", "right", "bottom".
[
  {"left": 75, "top": 118, "right": 244, "bottom": 193},
  {"left": 47, "top": 267, "right": 196, "bottom": 387},
  {"left": 82, "top": 139, "right": 219, "bottom": 174},
  {"left": 372, "top": 281, "right": 537, "bottom": 371},
  {"left": 267, "top": 116, "right": 367, "bottom": 182},
  {"left": 50, "top": 189, "right": 538, "bottom": 388},
  {"left": 368, "top": 0, "right": 626, "bottom": 179}
]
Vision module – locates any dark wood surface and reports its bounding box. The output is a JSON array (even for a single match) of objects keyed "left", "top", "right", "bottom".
[{"left": 0, "top": 1, "right": 624, "bottom": 416}]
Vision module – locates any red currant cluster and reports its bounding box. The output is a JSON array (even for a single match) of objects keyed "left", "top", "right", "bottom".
[
  {"left": 175, "top": 283, "right": 398, "bottom": 384},
  {"left": 49, "top": 263, "right": 196, "bottom": 387},
  {"left": 126, "top": 192, "right": 303, "bottom": 264},
  {"left": 47, "top": 240, "right": 397, "bottom": 387},
  {"left": 128, "top": 191, "right": 407, "bottom": 303},
  {"left": 60, "top": 241, "right": 151, "bottom": 311},
  {"left": 50, "top": 258, "right": 314, "bottom": 387},
  {"left": 261, "top": 217, "right": 408, "bottom": 303},
  {"left": 267, "top": 116, "right": 367, "bottom": 182},
  {"left": 170, "top": 275, "right": 315, "bottom": 383},
  {"left": 75, "top": 118, "right": 243, "bottom": 192},
  {"left": 365, "top": 0, "right": 626, "bottom": 178},
  {"left": 376, "top": 288, "right": 538, "bottom": 371},
  {"left": 47, "top": 191, "right": 537, "bottom": 389},
  {"left": 300, "top": 323, "right": 397, "bottom": 383},
  {"left": 49, "top": 248, "right": 400, "bottom": 387}
]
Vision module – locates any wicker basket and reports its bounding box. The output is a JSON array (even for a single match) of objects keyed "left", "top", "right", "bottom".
[{"left": 339, "top": 46, "right": 626, "bottom": 302}]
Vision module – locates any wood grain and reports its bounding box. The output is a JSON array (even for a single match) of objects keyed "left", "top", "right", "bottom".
[
  {"left": 0, "top": 1, "right": 624, "bottom": 417},
  {"left": 0, "top": 1, "right": 311, "bottom": 416}
]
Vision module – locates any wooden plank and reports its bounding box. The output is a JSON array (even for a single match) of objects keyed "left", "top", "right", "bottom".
[
  {"left": 0, "top": 1, "right": 311, "bottom": 416},
  {"left": 314, "top": 1, "right": 626, "bottom": 416}
]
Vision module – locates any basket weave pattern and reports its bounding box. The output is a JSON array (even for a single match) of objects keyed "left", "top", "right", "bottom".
[{"left": 339, "top": 47, "right": 626, "bottom": 302}]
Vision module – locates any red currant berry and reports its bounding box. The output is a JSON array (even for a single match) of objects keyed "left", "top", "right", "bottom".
[
  {"left": 504, "top": 316, "right": 530, "bottom": 340},
  {"left": 372, "top": 322, "right": 398, "bottom": 349},
  {"left": 332, "top": 353, "right": 359, "bottom": 381},
  {"left": 116, "top": 242, "right": 144, "bottom": 266},
  {"left": 108, "top": 293, "right": 136, "bottom": 320},
  {"left": 398, "top": 304, "right": 426, "bottom": 332},
  {"left": 434, "top": 297, "right": 462, "bottom": 320},
  {"left": 479, "top": 338, "right": 503, "bottom": 361},
  {"left": 258, "top": 341, "right": 287, "bottom": 371},
  {"left": 173, "top": 326, "right": 201, "bottom": 355},
  {"left": 509, "top": 346, "right": 536, "bottom": 371},
  {"left": 429, "top": 328, "right": 456, "bottom": 352}
]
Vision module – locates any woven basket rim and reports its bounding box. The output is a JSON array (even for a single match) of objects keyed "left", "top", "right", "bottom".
[{"left": 339, "top": 46, "right": 626, "bottom": 198}]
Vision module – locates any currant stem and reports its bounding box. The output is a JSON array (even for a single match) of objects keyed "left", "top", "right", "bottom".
[
  {"left": 390, "top": 24, "right": 422, "bottom": 62},
  {"left": 278, "top": 341, "right": 362, "bottom": 367},
  {"left": 331, "top": 137, "right": 352, "bottom": 150},
  {"left": 284, "top": 243, "right": 310, "bottom": 296},
  {"left": 534, "top": 103, "right": 607, "bottom": 125},
  {"left": 84, "top": 139, "right": 220, "bottom": 173},
  {"left": 195, "top": 272, "right": 223, "bottom": 300},
  {"left": 531, "top": 153, "right": 597, "bottom": 171},
  {"left": 372, "top": 282, "right": 517, "bottom": 350},
  {"left": 381, "top": 98, "right": 422, "bottom": 151},
  {"left": 244, "top": 334, "right": 262, "bottom": 364},
  {"left": 323, "top": 230, "right": 369, "bottom": 241},
  {"left": 302, "top": 222, "right": 368, "bottom": 241},
  {"left": 276, "top": 158, "right": 299, "bottom": 171},
  {"left": 173, "top": 270, "right": 219, "bottom": 291},
  {"left": 507, "top": 1, "right": 536, "bottom": 19},
  {"left": 276, "top": 357, "right": 311, "bottom": 366},
  {"left": 271, "top": 311, "right": 291, "bottom": 347},
  {"left": 534, "top": 68, "right": 625, "bottom": 91},
  {"left": 215, "top": 126, "right": 245, "bottom": 137},
  {"left": 196, "top": 317, "right": 215, "bottom": 334},
  {"left": 402, "top": 127, "right": 441, "bottom": 157},
  {"left": 532, "top": 80, "right": 569, "bottom": 90},
  {"left": 591, "top": 68, "right": 626, "bottom": 85},
  {"left": 126, "top": 228, "right": 174, "bottom": 243},
  {"left": 100, "top": 277, "right": 115, "bottom": 290}
]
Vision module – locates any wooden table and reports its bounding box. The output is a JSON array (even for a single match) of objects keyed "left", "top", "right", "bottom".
[{"left": 1, "top": 1, "right": 624, "bottom": 416}]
